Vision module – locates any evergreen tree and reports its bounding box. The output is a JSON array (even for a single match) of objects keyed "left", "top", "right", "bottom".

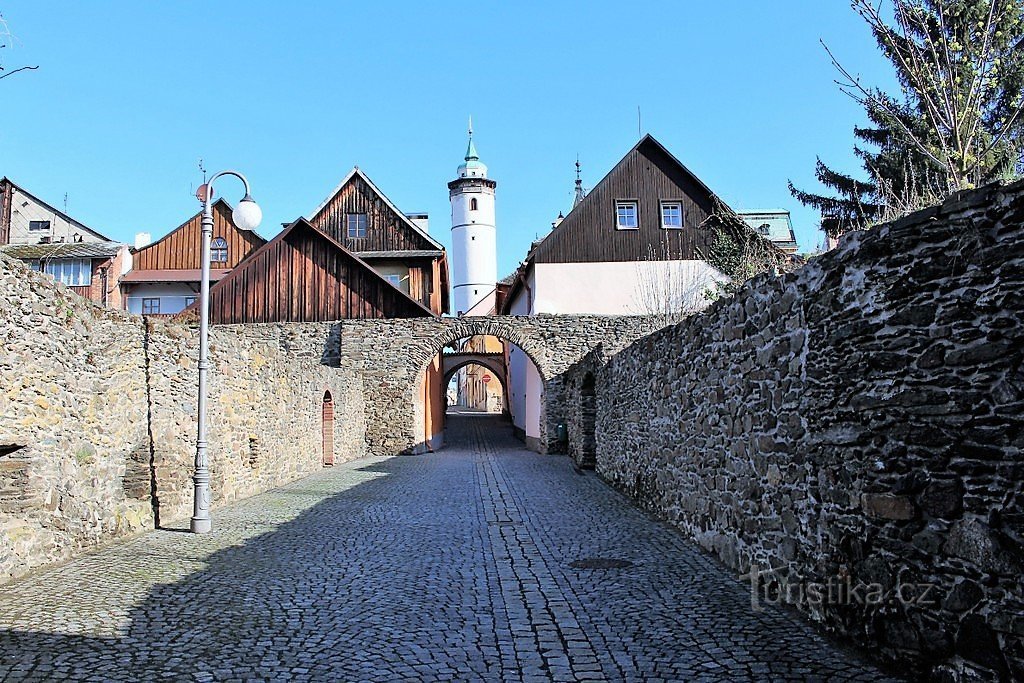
[{"left": 793, "top": 0, "right": 1024, "bottom": 237}]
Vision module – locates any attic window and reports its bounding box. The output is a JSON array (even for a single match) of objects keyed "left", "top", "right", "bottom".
[
  {"left": 29, "top": 220, "right": 50, "bottom": 232},
  {"left": 347, "top": 213, "right": 368, "bottom": 239},
  {"left": 615, "top": 201, "right": 638, "bottom": 230},
  {"left": 757, "top": 223, "right": 771, "bottom": 235},
  {"left": 661, "top": 201, "right": 683, "bottom": 229},
  {"left": 210, "top": 237, "right": 228, "bottom": 262}
]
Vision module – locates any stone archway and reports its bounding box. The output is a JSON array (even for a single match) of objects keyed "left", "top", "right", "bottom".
[
  {"left": 442, "top": 358, "right": 510, "bottom": 416},
  {"left": 334, "top": 315, "right": 665, "bottom": 455},
  {"left": 407, "top": 321, "right": 551, "bottom": 455}
]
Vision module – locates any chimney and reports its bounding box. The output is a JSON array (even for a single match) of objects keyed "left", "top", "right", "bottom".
[
  {"left": 406, "top": 212, "right": 429, "bottom": 234},
  {"left": 134, "top": 232, "right": 152, "bottom": 249}
]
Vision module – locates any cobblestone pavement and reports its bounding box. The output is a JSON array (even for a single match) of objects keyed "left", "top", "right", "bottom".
[{"left": 0, "top": 415, "right": 899, "bottom": 682}]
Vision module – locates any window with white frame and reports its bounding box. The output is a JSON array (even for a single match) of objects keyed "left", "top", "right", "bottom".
[
  {"left": 661, "top": 201, "right": 683, "bottom": 229},
  {"left": 210, "top": 237, "right": 228, "bottom": 262},
  {"left": 29, "top": 220, "right": 51, "bottom": 232},
  {"left": 346, "top": 213, "right": 368, "bottom": 238},
  {"left": 40, "top": 259, "right": 91, "bottom": 286},
  {"left": 141, "top": 298, "right": 161, "bottom": 314},
  {"left": 385, "top": 274, "right": 401, "bottom": 287},
  {"left": 615, "top": 200, "right": 638, "bottom": 230}
]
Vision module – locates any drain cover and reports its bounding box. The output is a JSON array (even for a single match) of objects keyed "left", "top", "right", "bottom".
[{"left": 570, "top": 558, "right": 633, "bottom": 569}]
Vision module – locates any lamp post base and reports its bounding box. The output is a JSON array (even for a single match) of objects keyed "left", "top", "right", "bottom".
[{"left": 190, "top": 517, "right": 212, "bottom": 534}]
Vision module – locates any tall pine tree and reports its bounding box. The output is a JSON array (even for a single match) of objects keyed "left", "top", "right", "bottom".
[{"left": 793, "top": 0, "right": 1024, "bottom": 238}]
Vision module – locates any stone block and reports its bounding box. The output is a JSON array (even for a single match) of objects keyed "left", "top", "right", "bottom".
[{"left": 861, "top": 493, "right": 917, "bottom": 520}]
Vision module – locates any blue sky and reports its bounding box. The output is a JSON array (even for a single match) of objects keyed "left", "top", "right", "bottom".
[{"left": 2, "top": 2, "right": 895, "bottom": 276}]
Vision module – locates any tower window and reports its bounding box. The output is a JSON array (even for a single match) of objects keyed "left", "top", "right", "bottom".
[
  {"left": 615, "top": 200, "right": 639, "bottom": 230},
  {"left": 346, "top": 213, "right": 368, "bottom": 238},
  {"left": 210, "top": 237, "right": 229, "bottom": 262},
  {"left": 470, "top": 198, "right": 478, "bottom": 211},
  {"left": 661, "top": 202, "right": 683, "bottom": 229}
]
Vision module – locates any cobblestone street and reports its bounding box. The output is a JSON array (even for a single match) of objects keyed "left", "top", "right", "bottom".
[{"left": 0, "top": 415, "right": 897, "bottom": 682}]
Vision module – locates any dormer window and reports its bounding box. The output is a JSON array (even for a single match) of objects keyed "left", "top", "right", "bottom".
[
  {"left": 615, "top": 200, "right": 638, "bottom": 230},
  {"left": 210, "top": 237, "right": 228, "bottom": 262},
  {"left": 661, "top": 201, "right": 683, "bottom": 229},
  {"left": 470, "top": 198, "right": 478, "bottom": 211},
  {"left": 346, "top": 213, "right": 368, "bottom": 239},
  {"left": 757, "top": 223, "right": 771, "bottom": 235}
]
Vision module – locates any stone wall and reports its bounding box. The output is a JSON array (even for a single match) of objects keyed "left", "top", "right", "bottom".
[
  {"left": 0, "top": 254, "right": 365, "bottom": 582},
  {"left": 568, "top": 181, "right": 1024, "bottom": 681}
]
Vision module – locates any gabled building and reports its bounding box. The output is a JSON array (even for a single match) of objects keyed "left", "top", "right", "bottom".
[
  {"left": 738, "top": 210, "right": 799, "bottom": 254},
  {"left": 120, "top": 199, "right": 266, "bottom": 315},
  {"left": 499, "top": 135, "right": 728, "bottom": 318},
  {"left": 0, "top": 177, "right": 130, "bottom": 308},
  {"left": 498, "top": 134, "right": 790, "bottom": 449},
  {"left": 199, "top": 218, "right": 436, "bottom": 323},
  {"left": 308, "top": 167, "right": 449, "bottom": 316}
]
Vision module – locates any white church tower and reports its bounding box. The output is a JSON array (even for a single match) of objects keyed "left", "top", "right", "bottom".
[{"left": 449, "top": 119, "right": 497, "bottom": 315}]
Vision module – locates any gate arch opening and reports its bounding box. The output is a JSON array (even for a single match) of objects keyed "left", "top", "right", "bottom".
[
  {"left": 444, "top": 361, "right": 509, "bottom": 416},
  {"left": 412, "top": 327, "right": 547, "bottom": 453}
]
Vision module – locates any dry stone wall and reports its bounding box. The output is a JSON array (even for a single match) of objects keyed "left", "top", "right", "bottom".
[
  {"left": 574, "top": 180, "right": 1024, "bottom": 681},
  {"left": 0, "top": 254, "right": 365, "bottom": 582}
]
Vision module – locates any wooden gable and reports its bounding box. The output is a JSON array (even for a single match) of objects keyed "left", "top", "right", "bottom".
[
  {"left": 533, "top": 135, "right": 727, "bottom": 264},
  {"left": 202, "top": 218, "right": 435, "bottom": 323},
  {"left": 309, "top": 169, "right": 440, "bottom": 253},
  {"left": 133, "top": 199, "right": 266, "bottom": 270}
]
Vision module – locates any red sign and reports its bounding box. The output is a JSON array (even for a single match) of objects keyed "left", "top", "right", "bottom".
[{"left": 482, "top": 374, "right": 492, "bottom": 384}]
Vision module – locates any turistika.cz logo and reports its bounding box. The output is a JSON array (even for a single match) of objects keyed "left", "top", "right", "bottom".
[{"left": 740, "top": 565, "right": 939, "bottom": 612}]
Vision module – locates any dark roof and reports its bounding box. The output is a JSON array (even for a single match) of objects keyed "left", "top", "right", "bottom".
[
  {"left": 1, "top": 177, "right": 114, "bottom": 242},
  {"left": 121, "top": 268, "right": 232, "bottom": 283},
  {"left": 498, "top": 271, "right": 517, "bottom": 286},
  {"left": 1, "top": 242, "right": 125, "bottom": 260},
  {"left": 355, "top": 250, "right": 444, "bottom": 259}
]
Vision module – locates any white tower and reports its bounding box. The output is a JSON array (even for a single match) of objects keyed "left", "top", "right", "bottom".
[{"left": 449, "top": 120, "right": 497, "bottom": 315}]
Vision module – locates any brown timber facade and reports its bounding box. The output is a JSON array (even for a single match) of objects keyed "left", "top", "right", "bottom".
[
  {"left": 201, "top": 219, "right": 434, "bottom": 323},
  {"left": 309, "top": 168, "right": 449, "bottom": 315},
  {"left": 531, "top": 135, "right": 723, "bottom": 264},
  {"left": 132, "top": 199, "right": 266, "bottom": 271}
]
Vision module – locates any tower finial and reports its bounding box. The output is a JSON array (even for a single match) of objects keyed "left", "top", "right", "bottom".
[
  {"left": 573, "top": 155, "right": 586, "bottom": 208},
  {"left": 465, "top": 116, "right": 479, "bottom": 161}
]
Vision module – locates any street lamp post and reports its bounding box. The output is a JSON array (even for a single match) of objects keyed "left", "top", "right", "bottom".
[{"left": 191, "top": 171, "right": 262, "bottom": 534}]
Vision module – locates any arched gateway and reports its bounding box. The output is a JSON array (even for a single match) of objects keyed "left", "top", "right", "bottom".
[{"left": 332, "top": 315, "right": 664, "bottom": 455}]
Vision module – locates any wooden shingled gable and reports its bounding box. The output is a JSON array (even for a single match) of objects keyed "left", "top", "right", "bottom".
[
  {"left": 309, "top": 167, "right": 443, "bottom": 254},
  {"left": 198, "top": 218, "right": 436, "bottom": 323},
  {"left": 133, "top": 198, "right": 267, "bottom": 270},
  {"left": 531, "top": 135, "right": 730, "bottom": 264}
]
